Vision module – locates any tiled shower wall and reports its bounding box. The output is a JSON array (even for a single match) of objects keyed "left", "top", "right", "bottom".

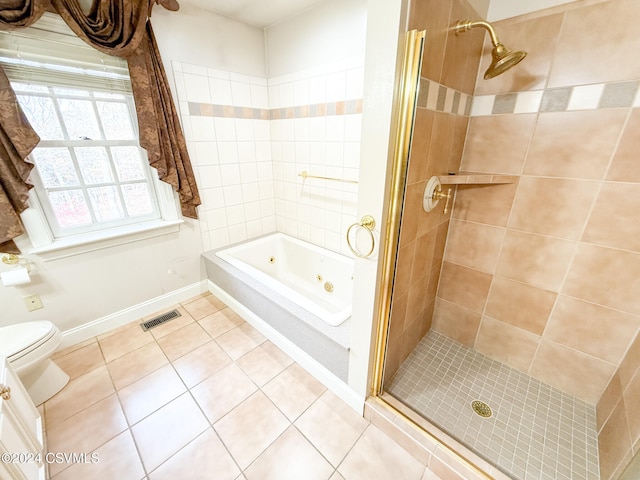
[
  {"left": 429, "top": 1, "right": 640, "bottom": 478},
  {"left": 383, "top": 0, "right": 484, "bottom": 380},
  {"left": 173, "top": 60, "right": 363, "bottom": 255}
]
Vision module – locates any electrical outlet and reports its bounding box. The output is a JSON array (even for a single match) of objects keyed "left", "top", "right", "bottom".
[{"left": 24, "top": 295, "right": 43, "bottom": 312}]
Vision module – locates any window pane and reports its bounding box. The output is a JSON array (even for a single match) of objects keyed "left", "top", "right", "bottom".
[
  {"left": 11, "top": 83, "right": 48, "bottom": 93},
  {"left": 97, "top": 101, "right": 135, "bottom": 139},
  {"left": 75, "top": 147, "right": 113, "bottom": 185},
  {"left": 49, "top": 190, "right": 92, "bottom": 228},
  {"left": 94, "top": 91, "right": 125, "bottom": 99},
  {"left": 31, "top": 148, "right": 79, "bottom": 188},
  {"left": 121, "top": 183, "right": 153, "bottom": 217},
  {"left": 88, "top": 186, "right": 124, "bottom": 222},
  {"left": 53, "top": 87, "right": 90, "bottom": 97},
  {"left": 17, "top": 95, "right": 64, "bottom": 140},
  {"left": 111, "top": 146, "right": 145, "bottom": 181},
  {"left": 57, "top": 98, "right": 101, "bottom": 140}
]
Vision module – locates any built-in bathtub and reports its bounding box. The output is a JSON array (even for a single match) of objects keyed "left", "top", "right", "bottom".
[{"left": 203, "top": 233, "right": 353, "bottom": 382}]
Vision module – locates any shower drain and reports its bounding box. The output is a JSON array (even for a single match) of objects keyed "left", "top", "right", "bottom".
[{"left": 471, "top": 400, "right": 493, "bottom": 418}]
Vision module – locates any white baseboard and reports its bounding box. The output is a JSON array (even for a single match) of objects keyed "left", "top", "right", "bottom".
[
  {"left": 207, "top": 280, "right": 365, "bottom": 414},
  {"left": 60, "top": 281, "right": 209, "bottom": 348}
]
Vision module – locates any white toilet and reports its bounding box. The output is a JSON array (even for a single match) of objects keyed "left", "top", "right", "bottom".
[{"left": 0, "top": 321, "right": 69, "bottom": 406}]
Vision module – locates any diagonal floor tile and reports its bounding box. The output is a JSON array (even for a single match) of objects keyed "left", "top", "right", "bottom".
[
  {"left": 236, "top": 341, "right": 293, "bottom": 387},
  {"left": 172, "top": 339, "right": 232, "bottom": 388},
  {"left": 131, "top": 392, "right": 209, "bottom": 472},
  {"left": 215, "top": 323, "right": 266, "bottom": 360},
  {"left": 156, "top": 323, "right": 212, "bottom": 361},
  {"left": 53, "top": 341, "right": 105, "bottom": 380},
  {"left": 262, "top": 363, "right": 326, "bottom": 421},
  {"left": 107, "top": 342, "right": 168, "bottom": 390},
  {"left": 295, "top": 390, "right": 368, "bottom": 466},
  {"left": 244, "top": 426, "right": 333, "bottom": 480},
  {"left": 191, "top": 363, "right": 257, "bottom": 423},
  {"left": 98, "top": 322, "right": 155, "bottom": 363},
  {"left": 338, "top": 425, "right": 425, "bottom": 480},
  {"left": 149, "top": 429, "right": 240, "bottom": 480},
  {"left": 199, "top": 307, "right": 245, "bottom": 338},
  {"left": 47, "top": 394, "right": 128, "bottom": 477},
  {"left": 214, "top": 391, "right": 289, "bottom": 470},
  {"left": 53, "top": 430, "right": 145, "bottom": 480},
  {"left": 182, "top": 294, "right": 226, "bottom": 320},
  {"left": 118, "top": 364, "right": 187, "bottom": 425},
  {"left": 44, "top": 365, "right": 115, "bottom": 429}
]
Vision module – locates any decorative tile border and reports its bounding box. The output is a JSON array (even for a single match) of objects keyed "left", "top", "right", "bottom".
[
  {"left": 417, "top": 78, "right": 472, "bottom": 116},
  {"left": 187, "top": 99, "right": 362, "bottom": 120},
  {"left": 188, "top": 103, "right": 270, "bottom": 120},
  {"left": 471, "top": 79, "right": 640, "bottom": 117},
  {"left": 187, "top": 78, "right": 640, "bottom": 120}
]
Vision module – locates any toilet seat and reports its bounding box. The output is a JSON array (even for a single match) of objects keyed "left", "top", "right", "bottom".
[{"left": 0, "top": 321, "right": 58, "bottom": 363}]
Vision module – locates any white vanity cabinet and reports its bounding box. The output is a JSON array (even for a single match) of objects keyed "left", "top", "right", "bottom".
[{"left": 0, "top": 356, "right": 44, "bottom": 480}]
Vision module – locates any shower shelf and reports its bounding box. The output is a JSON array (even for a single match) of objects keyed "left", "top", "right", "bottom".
[{"left": 437, "top": 172, "right": 517, "bottom": 185}]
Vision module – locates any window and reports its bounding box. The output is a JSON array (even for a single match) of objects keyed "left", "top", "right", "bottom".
[
  {"left": 14, "top": 82, "right": 160, "bottom": 237},
  {"left": 0, "top": 14, "right": 181, "bottom": 259}
]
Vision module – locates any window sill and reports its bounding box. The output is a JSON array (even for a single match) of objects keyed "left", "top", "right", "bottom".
[{"left": 28, "top": 219, "right": 184, "bottom": 261}]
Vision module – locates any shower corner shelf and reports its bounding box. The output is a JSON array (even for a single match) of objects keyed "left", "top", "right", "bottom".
[{"left": 437, "top": 172, "right": 517, "bottom": 185}]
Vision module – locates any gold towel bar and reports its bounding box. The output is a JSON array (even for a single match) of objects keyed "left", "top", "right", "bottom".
[{"left": 298, "top": 171, "right": 358, "bottom": 184}]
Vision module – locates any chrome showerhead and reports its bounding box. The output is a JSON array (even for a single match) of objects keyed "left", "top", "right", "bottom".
[{"left": 454, "top": 20, "right": 527, "bottom": 79}]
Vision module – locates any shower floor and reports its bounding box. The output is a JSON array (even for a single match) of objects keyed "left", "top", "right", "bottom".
[{"left": 386, "top": 331, "right": 600, "bottom": 480}]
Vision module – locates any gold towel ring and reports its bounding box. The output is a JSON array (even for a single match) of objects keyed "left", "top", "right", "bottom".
[{"left": 346, "top": 215, "right": 376, "bottom": 258}]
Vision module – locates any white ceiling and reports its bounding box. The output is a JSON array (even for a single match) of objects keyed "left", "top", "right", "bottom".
[
  {"left": 179, "top": 0, "right": 327, "bottom": 28},
  {"left": 178, "top": 0, "right": 581, "bottom": 29}
]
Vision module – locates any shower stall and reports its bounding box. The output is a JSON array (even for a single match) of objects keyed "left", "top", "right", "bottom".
[{"left": 368, "top": 1, "right": 640, "bottom": 479}]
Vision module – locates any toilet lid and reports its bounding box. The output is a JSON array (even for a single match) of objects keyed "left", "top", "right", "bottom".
[{"left": 0, "top": 321, "right": 55, "bottom": 357}]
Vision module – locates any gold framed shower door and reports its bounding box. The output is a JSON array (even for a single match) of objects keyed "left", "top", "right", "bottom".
[{"left": 368, "top": 28, "right": 493, "bottom": 480}]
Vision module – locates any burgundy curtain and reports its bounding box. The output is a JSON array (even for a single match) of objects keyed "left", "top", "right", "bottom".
[{"left": 0, "top": 0, "right": 200, "bottom": 250}]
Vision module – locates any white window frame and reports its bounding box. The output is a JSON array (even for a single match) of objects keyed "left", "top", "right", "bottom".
[{"left": 2, "top": 14, "right": 184, "bottom": 261}]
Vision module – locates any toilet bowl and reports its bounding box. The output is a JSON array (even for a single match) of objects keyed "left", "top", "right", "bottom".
[{"left": 0, "top": 321, "right": 69, "bottom": 406}]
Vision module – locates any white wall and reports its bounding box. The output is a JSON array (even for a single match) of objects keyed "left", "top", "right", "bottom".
[
  {"left": 0, "top": 8, "right": 267, "bottom": 334},
  {"left": 265, "top": 0, "right": 367, "bottom": 78},
  {"left": 152, "top": 4, "right": 267, "bottom": 77}
]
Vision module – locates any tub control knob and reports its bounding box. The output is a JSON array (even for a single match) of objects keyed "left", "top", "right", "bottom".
[{"left": 0, "top": 384, "right": 10, "bottom": 400}]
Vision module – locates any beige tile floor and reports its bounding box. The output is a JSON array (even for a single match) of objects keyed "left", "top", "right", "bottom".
[{"left": 44, "top": 293, "right": 440, "bottom": 480}]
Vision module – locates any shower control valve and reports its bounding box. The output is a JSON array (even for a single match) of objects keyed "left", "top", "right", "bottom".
[
  {"left": 433, "top": 187, "right": 453, "bottom": 214},
  {"left": 424, "top": 176, "right": 453, "bottom": 214}
]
